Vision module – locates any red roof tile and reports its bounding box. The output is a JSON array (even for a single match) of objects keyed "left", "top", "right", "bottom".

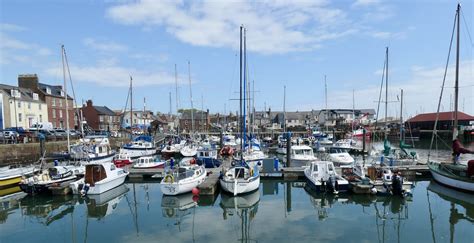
[{"left": 406, "top": 111, "right": 474, "bottom": 123}]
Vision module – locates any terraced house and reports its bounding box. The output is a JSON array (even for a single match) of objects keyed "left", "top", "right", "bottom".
[{"left": 18, "top": 74, "right": 74, "bottom": 129}]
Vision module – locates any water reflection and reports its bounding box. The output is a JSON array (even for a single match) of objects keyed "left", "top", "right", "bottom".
[
  {"left": 220, "top": 191, "right": 260, "bottom": 243},
  {"left": 0, "top": 187, "right": 26, "bottom": 223},
  {"left": 85, "top": 184, "right": 129, "bottom": 219},
  {"left": 161, "top": 193, "right": 198, "bottom": 231}
]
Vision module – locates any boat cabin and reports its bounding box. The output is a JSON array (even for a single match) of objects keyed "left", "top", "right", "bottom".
[
  {"left": 84, "top": 163, "right": 116, "bottom": 186},
  {"left": 308, "top": 161, "right": 338, "bottom": 181}
]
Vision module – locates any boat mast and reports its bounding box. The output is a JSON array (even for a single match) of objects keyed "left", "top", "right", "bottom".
[
  {"left": 130, "top": 76, "right": 133, "bottom": 133},
  {"left": 385, "top": 47, "right": 389, "bottom": 140},
  {"left": 243, "top": 27, "right": 247, "bottom": 150},
  {"left": 143, "top": 97, "right": 146, "bottom": 134},
  {"left": 239, "top": 25, "right": 244, "bottom": 160},
  {"left": 61, "top": 45, "right": 70, "bottom": 153},
  {"left": 283, "top": 85, "right": 286, "bottom": 132},
  {"left": 325, "top": 75, "right": 328, "bottom": 132},
  {"left": 174, "top": 64, "right": 179, "bottom": 134},
  {"left": 400, "top": 89, "right": 403, "bottom": 141},
  {"left": 352, "top": 89, "right": 355, "bottom": 138},
  {"left": 188, "top": 61, "right": 194, "bottom": 134},
  {"left": 453, "top": 3, "right": 460, "bottom": 140}
]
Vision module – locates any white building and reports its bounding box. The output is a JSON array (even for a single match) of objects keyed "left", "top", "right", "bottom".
[{"left": 0, "top": 84, "right": 49, "bottom": 129}]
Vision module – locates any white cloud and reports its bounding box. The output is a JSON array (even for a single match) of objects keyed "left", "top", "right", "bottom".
[
  {"left": 44, "top": 62, "right": 189, "bottom": 87},
  {"left": 106, "top": 0, "right": 357, "bottom": 54},
  {"left": 83, "top": 37, "right": 128, "bottom": 52},
  {"left": 0, "top": 23, "right": 27, "bottom": 32},
  {"left": 352, "top": 0, "right": 381, "bottom": 7},
  {"left": 326, "top": 60, "right": 474, "bottom": 117}
]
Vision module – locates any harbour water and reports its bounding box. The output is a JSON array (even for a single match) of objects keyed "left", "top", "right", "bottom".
[{"left": 1, "top": 179, "right": 472, "bottom": 243}]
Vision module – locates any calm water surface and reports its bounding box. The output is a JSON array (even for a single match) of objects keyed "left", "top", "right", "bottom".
[{"left": 1, "top": 179, "right": 472, "bottom": 243}]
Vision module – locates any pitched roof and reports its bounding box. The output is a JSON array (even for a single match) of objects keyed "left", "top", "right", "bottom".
[
  {"left": 38, "top": 82, "right": 73, "bottom": 99},
  {"left": 0, "top": 84, "right": 45, "bottom": 103},
  {"left": 406, "top": 111, "right": 474, "bottom": 123},
  {"left": 93, "top": 106, "right": 116, "bottom": 116}
]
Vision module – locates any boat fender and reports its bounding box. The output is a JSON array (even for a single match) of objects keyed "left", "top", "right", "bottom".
[
  {"left": 249, "top": 168, "right": 253, "bottom": 176},
  {"left": 80, "top": 184, "right": 90, "bottom": 196},
  {"left": 41, "top": 174, "right": 49, "bottom": 182},
  {"left": 164, "top": 174, "right": 174, "bottom": 183},
  {"left": 231, "top": 161, "right": 236, "bottom": 166}
]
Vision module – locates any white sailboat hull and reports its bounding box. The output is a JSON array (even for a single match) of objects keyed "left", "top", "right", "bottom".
[
  {"left": 120, "top": 148, "right": 156, "bottom": 159},
  {"left": 160, "top": 167, "right": 207, "bottom": 195},
  {"left": 70, "top": 171, "right": 128, "bottom": 195},
  {"left": 430, "top": 167, "right": 474, "bottom": 192},
  {"left": 220, "top": 176, "right": 260, "bottom": 195}
]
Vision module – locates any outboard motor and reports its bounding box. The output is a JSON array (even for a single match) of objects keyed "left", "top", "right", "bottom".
[{"left": 326, "top": 175, "right": 338, "bottom": 194}]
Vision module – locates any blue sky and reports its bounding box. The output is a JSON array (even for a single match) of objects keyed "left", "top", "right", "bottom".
[{"left": 1, "top": 0, "right": 473, "bottom": 119}]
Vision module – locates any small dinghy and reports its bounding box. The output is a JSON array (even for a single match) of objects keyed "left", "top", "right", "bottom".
[{"left": 160, "top": 165, "right": 206, "bottom": 196}]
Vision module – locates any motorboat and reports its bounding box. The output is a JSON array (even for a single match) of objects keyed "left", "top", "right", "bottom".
[
  {"left": 113, "top": 152, "right": 133, "bottom": 168},
  {"left": 69, "top": 136, "right": 115, "bottom": 164},
  {"left": 290, "top": 145, "right": 318, "bottom": 167},
  {"left": 0, "top": 165, "right": 37, "bottom": 189},
  {"left": 373, "top": 169, "right": 413, "bottom": 197},
  {"left": 222, "top": 134, "right": 237, "bottom": 147},
  {"left": 160, "top": 165, "right": 206, "bottom": 195},
  {"left": 120, "top": 135, "right": 157, "bottom": 159},
  {"left": 70, "top": 162, "right": 129, "bottom": 195},
  {"left": 19, "top": 165, "right": 83, "bottom": 194},
  {"left": 197, "top": 146, "right": 221, "bottom": 168},
  {"left": 304, "top": 160, "right": 349, "bottom": 194},
  {"left": 324, "top": 146, "right": 354, "bottom": 166},
  {"left": 334, "top": 139, "right": 357, "bottom": 149},
  {"left": 219, "top": 161, "right": 260, "bottom": 196},
  {"left": 132, "top": 156, "right": 166, "bottom": 169}
]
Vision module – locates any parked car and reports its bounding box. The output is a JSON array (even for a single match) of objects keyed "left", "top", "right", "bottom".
[
  {"left": 38, "top": 129, "right": 57, "bottom": 139},
  {"left": 53, "top": 129, "right": 68, "bottom": 138}
]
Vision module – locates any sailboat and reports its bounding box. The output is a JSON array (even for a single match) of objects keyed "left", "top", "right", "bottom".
[
  {"left": 428, "top": 4, "right": 474, "bottom": 192},
  {"left": 219, "top": 26, "right": 260, "bottom": 196}
]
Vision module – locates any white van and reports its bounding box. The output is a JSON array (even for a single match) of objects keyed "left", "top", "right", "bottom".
[{"left": 29, "top": 122, "right": 54, "bottom": 131}]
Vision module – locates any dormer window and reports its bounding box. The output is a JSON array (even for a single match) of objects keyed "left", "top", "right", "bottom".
[
  {"left": 10, "top": 89, "right": 20, "bottom": 98},
  {"left": 46, "top": 87, "right": 51, "bottom": 94},
  {"left": 60, "top": 90, "right": 64, "bottom": 97},
  {"left": 33, "top": 93, "right": 39, "bottom": 100}
]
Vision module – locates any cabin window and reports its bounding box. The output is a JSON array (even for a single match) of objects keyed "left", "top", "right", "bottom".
[
  {"left": 99, "top": 147, "right": 103, "bottom": 153},
  {"left": 110, "top": 164, "right": 116, "bottom": 171},
  {"left": 328, "top": 164, "right": 334, "bottom": 172},
  {"left": 313, "top": 165, "right": 318, "bottom": 172},
  {"left": 235, "top": 168, "right": 245, "bottom": 178}
]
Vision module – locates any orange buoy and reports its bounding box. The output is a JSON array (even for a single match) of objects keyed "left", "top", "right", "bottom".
[{"left": 192, "top": 187, "right": 200, "bottom": 195}]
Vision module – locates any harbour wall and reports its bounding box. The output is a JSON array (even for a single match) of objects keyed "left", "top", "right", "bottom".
[{"left": 0, "top": 137, "right": 129, "bottom": 166}]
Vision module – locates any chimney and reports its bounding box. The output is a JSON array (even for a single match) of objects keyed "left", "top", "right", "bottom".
[
  {"left": 86, "top": 100, "right": 93, "bottom": 107},
  {"left": 18, "top": 74, "right": 39, "bottom": 90}
]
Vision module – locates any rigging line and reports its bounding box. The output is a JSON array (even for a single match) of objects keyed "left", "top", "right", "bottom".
[
  {"left": 373, "top": 57, "right": 386, "bottom": 143},
  {"left": 460, "top": 8, "right": 474, "bottom": 46},
  {"left": 63, "top": 47, "right": 81, "bottom": 130},
  {"left": 428, "top": 10, "right": 457, "bottom": 160}
]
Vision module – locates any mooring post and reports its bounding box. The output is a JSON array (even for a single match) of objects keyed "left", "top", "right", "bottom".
[{"left": 286, "top": 131, "right": 291, "bottom": 167}]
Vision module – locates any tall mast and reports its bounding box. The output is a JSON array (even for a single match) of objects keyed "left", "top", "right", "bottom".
[
  {"left": 385, "top": 47, "right": 389, "bottom": 140},
  {"left": 400, "top": 89, "right": 404, "bottom": 141},
  {"left": 175, "top": 64, "right": 179, "bottom": 114},
  {"left": 453, "top": 3, "right": 460, "bottom": 140},
  {"left": 283, "top": 85, "right": 286, "bottom": 132},
  {"left": 188, "top": 61, "right": 194, "bottom": 133},
  {"left": 61, "top": 45, "right": 70, "bottom": 153},
  {"left": 243, "top": 27, "right": 247, "bottom": 148},
  {"left": 143, "top": 97, "right": 146, "bottom": 133},
  {"left": 130, "top": 76, "right": 133, "bottom": 132},
  {"left": 169, "top": 92, "right": 172, "bottom": 116},
  {"left": 239, "top": 25, "right": 243, "bottom": 159},
  {"left": 325, "top": 75, "right": 328, "bottom": 131},
  {"left": 352, "top": 89, "right": 355, "bottom": 134},
  {"left": 252, "top": 80, "right": 255, "bottom": 135}
]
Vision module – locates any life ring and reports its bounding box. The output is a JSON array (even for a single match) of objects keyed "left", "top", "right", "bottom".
[{"left": 164, "top": 174, "right": 174, "bottom": 183}]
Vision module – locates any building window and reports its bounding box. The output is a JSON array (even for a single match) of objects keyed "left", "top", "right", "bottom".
[
  {"left": 39, "top": 115, "right": 43, "bottom": 122},
  {"left": 18, "top": 101, "right": 21, "bottom": 108},
  {"left": 100, "top": 116, "right": 104, "bottom": 122},
  {"left": 59, "top": 99, "right": 62, "bottom": 107},
  {"left": 52, "top": 109, "right": 56, "bottom": 118},
  {"left": 52, "top": 98, "right": 56, "bottom": 107},
  {"left": 18, "top": 113, "right": 22, "bottom": 122},
  {"left": 28, "top": 102, "right": 31, "bottom": 109},
  {"left": 39, "top": 103, "right": 42, "bottom": 110},
  {"left": 59, "top": 110, "right": 63, "bottom": 118},
  {"left": 134, "top": 119, "right": 137, "bottom": 124}
]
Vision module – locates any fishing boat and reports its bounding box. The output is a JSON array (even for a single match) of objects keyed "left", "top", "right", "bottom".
[
  {"left": 372, "top": 169, "right": 413, "bottom": 197},
  {"left": 160, "top": 164, "right": 206, "bottom": 195},
  {"left": 70, "top": 162, "right": 129, "bottom": 195},
  {"left": 120, "top": 135, "right": 157, "bottom": 159},
  {"left": 304, "top": 161, "right": 350, "bottom": 194},
  {"left": 112, "top": 152, "right": 133, "bottom": 168},
  {"left": 0, "top": 165, "right": 37, "bottom": 189},
  {"left": 290, "top": 145, "right": 318, "bottom": 167},
  {"left": 69, "top": 135, "right": 115, "bottom": 164},
  {"left": 132, "top": 156, "right": 166, "bottom": 169},
  {"left": 19, "top": 165, "right": 83, "bottom": 194},
  {"left": 197, "top": 145, "right": 221, "bottom": 168},
  {"left": 324, "top": 146, "right": 354, "bottom": 166}
]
